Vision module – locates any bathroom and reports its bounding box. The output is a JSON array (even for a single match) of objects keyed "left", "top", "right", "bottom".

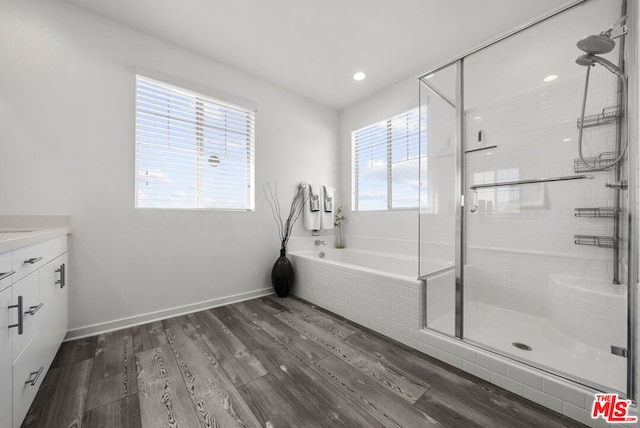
[{"left": 0, "top": 0, "right": 638, "bottom": 426}]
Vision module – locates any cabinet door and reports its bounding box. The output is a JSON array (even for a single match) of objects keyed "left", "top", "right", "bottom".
[
  {"left": 0, "top": 287, "right": 12, "bottom": 428},
  {"left": 11, "top": 272, "right": 40, "bottom": 361},
  {"left": 39, "top": 253, "right": 68, "bottom": 366},
  {"left": 12, "top": 332, "right": 45, "bottom": 428},
  {"left": 55, "top": 255, "right": 68, "bottom": 343}
]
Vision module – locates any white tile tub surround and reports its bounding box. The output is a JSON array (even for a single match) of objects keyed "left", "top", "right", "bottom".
[
  {"left": 290, "top": 251, "right": 622, "bottom": 427},
  {"left": 425, "top": 268, "right": 455, "bottom": 332},
  {"left": 290, "top": 249, "right": 425, "bottom": 345}
]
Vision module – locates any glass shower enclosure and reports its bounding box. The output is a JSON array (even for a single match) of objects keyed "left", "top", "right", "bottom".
[{"left": 419, "top": 0, "right": 635, "bottom": 397}]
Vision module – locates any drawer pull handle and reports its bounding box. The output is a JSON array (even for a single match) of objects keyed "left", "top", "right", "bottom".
[
  {"left": 25, "top": 367, "right": 43, "bottom": 386},
  {"left": 8, "top": 296, "right": 23, "bottom": 335},
  {"left": 24, "top": 257, "right": 43, "bottom": 265},
  {"left": 55, "top": 263, "right": 66, "bottom": 289},
  {"left": 25, "top": 303, "right": 43, "bottom": 316},
  {"left": 0, "top": 270, "right": 15, "bottom": 281}
]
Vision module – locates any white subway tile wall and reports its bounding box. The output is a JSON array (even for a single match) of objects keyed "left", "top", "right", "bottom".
[{"left": 464, "top": 72, "right": 623, "bottom": 321}]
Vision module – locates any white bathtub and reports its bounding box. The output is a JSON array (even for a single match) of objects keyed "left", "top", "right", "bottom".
[
  {"left": 294, "top": 248, "right": 417, "bottom": 275},
  {"left": 289, "top": 249, "right": 450, "bottom": 338},
  {"left": 291, "top": 248, "right": 451, "bottom": 277}
]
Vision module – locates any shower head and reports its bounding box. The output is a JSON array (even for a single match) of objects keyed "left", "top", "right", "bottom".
[
  {"left": 576, "top": 15, "right": 627, "bottom": 55},
  {"left": 576, "top": 33, "right": 616, "bottom": 54},
  {"left": 575, "top": 54, "right": 623, "bottom": 77}
]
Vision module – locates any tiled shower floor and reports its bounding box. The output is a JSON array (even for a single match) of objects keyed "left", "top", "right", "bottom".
[{"left": 429, "top": 301, "right": 626, "bottom": 392}]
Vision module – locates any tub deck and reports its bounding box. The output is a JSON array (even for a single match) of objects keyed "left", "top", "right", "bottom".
[{"left": 291, "top": 248, "right": 421, "bottom": 278}]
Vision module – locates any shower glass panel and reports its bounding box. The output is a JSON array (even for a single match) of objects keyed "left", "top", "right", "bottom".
[
  {"left": 462, "top": 0, "right": 627, "bottom": 392},
  {"left": 419, "top": 64, "right": 457, "bottom": 336}
]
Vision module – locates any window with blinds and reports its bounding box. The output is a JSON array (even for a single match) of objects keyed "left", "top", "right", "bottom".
[
  {"left": 135, "top": 75, "right": 255, "bottom": 210},
  {"left": 352, "top": 107, "right": 424, "bottom": 211}
]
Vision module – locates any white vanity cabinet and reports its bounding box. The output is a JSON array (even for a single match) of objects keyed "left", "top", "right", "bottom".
[{"left": 1, "top": 234, "right": 69, "bottom": 428}]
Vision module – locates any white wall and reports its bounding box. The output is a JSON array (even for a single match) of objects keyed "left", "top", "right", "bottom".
[
  {"left": 338, "top": 77, "right": 418, "bottom": 256},
  {"left": 0, "top": 0, "right": 338, "bottom": 334}
]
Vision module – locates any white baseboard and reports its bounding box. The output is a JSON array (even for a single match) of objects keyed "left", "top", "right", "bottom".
[{"left": 64, "top": 287, "right": 273, "bottom": 342}]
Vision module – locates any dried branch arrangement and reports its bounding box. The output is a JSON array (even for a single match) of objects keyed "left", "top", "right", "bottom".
[{"left": 264, "top": 182, "right": 306, "bottom": 251}]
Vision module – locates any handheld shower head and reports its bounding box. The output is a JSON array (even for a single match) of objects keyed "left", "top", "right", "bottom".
[
  {"left": 575, "top": 54, "right": 595, "bottom": 67},
  {"left": 575, "top": 54, "right": 623, "bottom": 76}
]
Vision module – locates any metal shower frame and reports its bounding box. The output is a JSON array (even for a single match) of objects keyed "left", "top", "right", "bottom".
[{"left": 417, "top": 0, "right": 638, "bottom": 401}]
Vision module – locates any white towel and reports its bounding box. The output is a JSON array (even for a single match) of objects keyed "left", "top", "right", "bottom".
[
  {"left": 303, "top": 184, "right": 321, "bottom": 230},
  {"left": 320, "top": 185, "right": 335, "bottom": 230}
]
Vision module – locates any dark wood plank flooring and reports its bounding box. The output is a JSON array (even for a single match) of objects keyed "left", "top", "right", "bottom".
[{"left": 23, "top": 295, "right": 587, "bottom": 427}]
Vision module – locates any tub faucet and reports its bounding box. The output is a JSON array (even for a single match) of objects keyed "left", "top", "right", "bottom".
[{"left": 315, "top": 240, "right": 327, "bottom": 246}]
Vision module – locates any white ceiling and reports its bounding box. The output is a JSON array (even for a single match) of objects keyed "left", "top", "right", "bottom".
[{"left": 62, "top": 0, "right": 577, "bottom": 110}]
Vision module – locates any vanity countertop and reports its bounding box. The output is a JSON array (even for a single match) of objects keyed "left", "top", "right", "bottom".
[{"left": 0, "top": 227, "right": 71, "bottom": 253}]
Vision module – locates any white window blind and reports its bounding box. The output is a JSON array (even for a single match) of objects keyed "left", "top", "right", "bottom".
[
  {"left": 135, "top": 75, "right": 255, "bottom": 210},
  {"left": 352, "top": 107, "right": 423, "bottom": 211}
]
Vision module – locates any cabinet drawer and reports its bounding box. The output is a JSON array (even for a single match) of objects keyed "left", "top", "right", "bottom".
[
  {"left": 11, "top": 272, "right": 41, "bottom": 361},
  {"left": 0, "top": 251, "right": 13, "bottom": 292},
  {"left": 13, "top": 331, "right": 47, "bottom": 428},
  {"left": 11, "top": 236, "right": 66, "bottom": 283}
]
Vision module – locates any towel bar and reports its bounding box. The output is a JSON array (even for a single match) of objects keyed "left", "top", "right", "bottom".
[{"left": 469, "top": 174, "right": 592, "bottom": 190}]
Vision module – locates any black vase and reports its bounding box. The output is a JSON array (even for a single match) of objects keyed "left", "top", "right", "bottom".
[{"left": 271, "top": 248, "right": 294, "bottom": 297}]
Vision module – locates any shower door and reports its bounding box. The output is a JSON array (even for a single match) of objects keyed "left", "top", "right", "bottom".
[
  {"left": 419, "top": 63, "right": 458, "bottom": 336},
  {"left": 461, "top": 0, "right": 627, "bottom": 393},
  {"left": 419, "top": 0, "right": 633, "bottom": 395}
]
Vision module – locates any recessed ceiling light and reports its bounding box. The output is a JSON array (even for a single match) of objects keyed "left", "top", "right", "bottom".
[
  {"left": 543, "top": 74, "right": 558, "bottom": 82},
  {"left": 353, "top": 72, "right": 366, "bottom": 81},
  {"left": 563, "top": 138, "right": 571, "bottom": 142}
]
